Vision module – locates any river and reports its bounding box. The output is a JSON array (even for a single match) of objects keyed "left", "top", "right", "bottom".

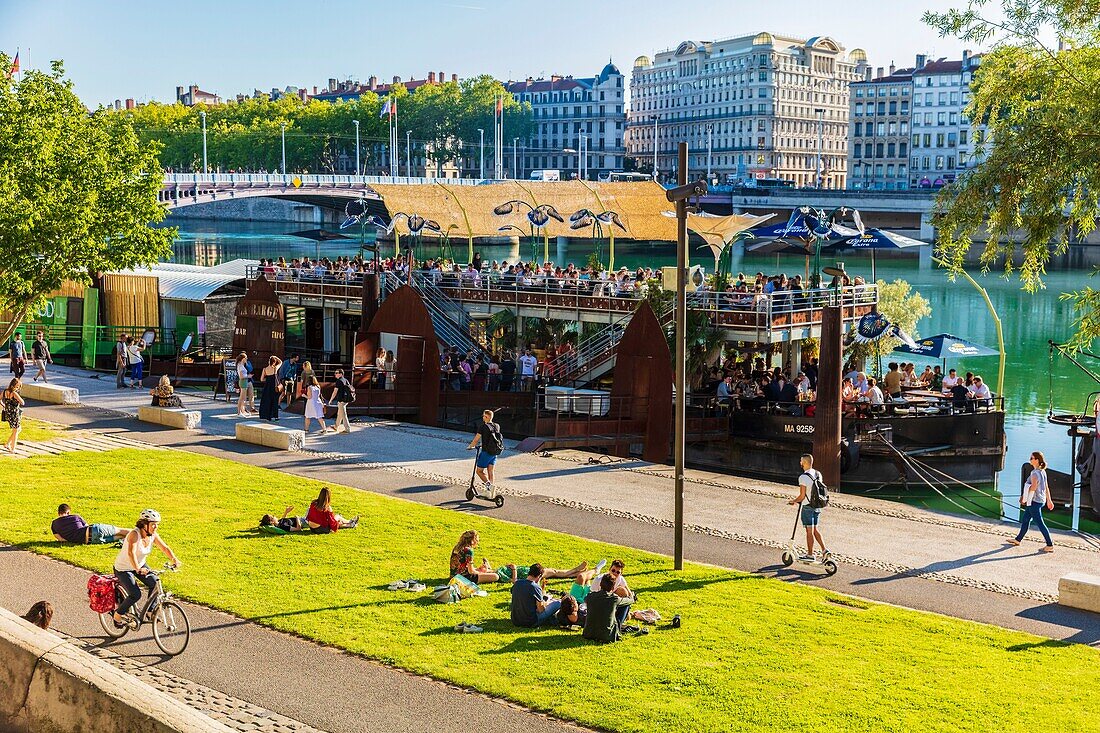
[{"left": 166, "top": 218, "right": 1096, "bottom": 530}]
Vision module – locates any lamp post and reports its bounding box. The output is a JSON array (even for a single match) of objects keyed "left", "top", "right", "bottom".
[
  {"left": 570, "top": 209, "right": 625, "bottom": 271},
  {"left": 477, "top": 128, "right": 485, "bottom": 179},
  {"left": 440, "top": 223, "right": 459, "bottom": 261},
  {"left": 280, "top": 122, "right": 287, "bottom": 175},
  {"left": 651, "top": 115, "right": 659, "bottom": 180},
  {"left": 706, "top": 123, "right": 713, "bottom": 181},
  {"left": 199, "top": 111, "right": 208, "bottom": 174},
  {"left": 353, "top": 120, "right": 360, "bottom": 176},
  {"left": 580, "top": 134, "right": 588, "bottom": 181},
  {"left": 406, "top": 130, "right": 412, "bottom": 177},
  {"left": 814, "top": 108, "right": 824, "bottom": 189},
  {"left": 512, "top": 136, "right": 519, "bottom": 179}
]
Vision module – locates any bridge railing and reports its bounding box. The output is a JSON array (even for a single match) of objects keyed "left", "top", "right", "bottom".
[{"left": 163, "top": 173, "right": 489, "bottom": 187}]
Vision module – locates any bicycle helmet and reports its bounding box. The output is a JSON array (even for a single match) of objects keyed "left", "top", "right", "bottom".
[{"left": 139, "top": 509, "right": 161, "bottom": 523}]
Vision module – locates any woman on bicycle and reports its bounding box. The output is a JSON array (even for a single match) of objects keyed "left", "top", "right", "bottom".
[{"left": 112, "top": 509, "right": 181, "bottom": 627}]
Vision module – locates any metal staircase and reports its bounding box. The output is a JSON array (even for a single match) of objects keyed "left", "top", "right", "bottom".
[
  {"left": 544, "top": 302, "right": 674, "bottom": 386},
  {"left": 380, "top": 272, "right": 486, "bottom": 357}
]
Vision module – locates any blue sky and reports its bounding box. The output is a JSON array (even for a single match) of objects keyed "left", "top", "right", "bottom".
[{"left": 1, "top": 0, "right": 976, "bottom": 105}]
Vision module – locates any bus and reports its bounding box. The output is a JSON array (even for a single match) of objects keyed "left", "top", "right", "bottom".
[
  {"left": 744, "top": 177, "right": 795, "bottom": 189},
  {"left": 597, "top": 171, "right": 652, "bottom": 183}
]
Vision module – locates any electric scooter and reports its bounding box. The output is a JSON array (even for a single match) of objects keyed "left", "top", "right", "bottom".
[
  {"left": 465, "top": 446, "right": 505, "bottom": 507},
  {"left": 781, "top": 503, "right": 838, "bottom": 576}
]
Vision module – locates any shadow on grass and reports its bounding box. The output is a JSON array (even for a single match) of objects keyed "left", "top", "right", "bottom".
[
  {"left": 1004, "top": 639, "right": 1072, "bottom": 652},
  {"left": 479, "top": 630, "right": 595, "bottom": 654},
  {"left": 638, "top": 572, "right": 752, "bottom": 594}
]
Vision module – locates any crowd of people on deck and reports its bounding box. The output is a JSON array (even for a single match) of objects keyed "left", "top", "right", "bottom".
[{"left": 695, "top": 354, "right": 997, "bottom": 417}]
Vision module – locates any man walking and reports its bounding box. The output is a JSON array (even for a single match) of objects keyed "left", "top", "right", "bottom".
[
  {"left": 788, "top": 453, "right": 828, "bottom": 560},
  {"left": 519, "top": 349, "right": 537, "bottom": 392},
  {"left": 8, "top": 332, "right": 26, "bottom": 379},
  {"left": 31, "top": 331, "right": 52, "bottom": 383},
  {"left": 327, "top": 368, "right": 355, "bottom": 434},
  {"left": 277, "top": 354, "right": 299, "bottom": 408},
  {"left": 115, "top": 333, "right": 128, "bottom": 389}
]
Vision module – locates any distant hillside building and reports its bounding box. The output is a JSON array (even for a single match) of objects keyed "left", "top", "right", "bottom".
[
  {"left": 310, "top": 72, "right": 459, "bottom": 102},
  {"left": 176, "top": 84, "right": 222, "bottom": 106},
  {"left": 505, "top": 62, "right": 627, "bottom": 180}
]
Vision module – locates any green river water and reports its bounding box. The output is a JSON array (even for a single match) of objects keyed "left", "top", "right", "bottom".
[{"left": 167, "top": 218, "right": 1097, "bottom": 530}]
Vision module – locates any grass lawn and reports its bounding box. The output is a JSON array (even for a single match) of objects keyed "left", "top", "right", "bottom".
[
  {"left": 1, "top": 448, "right": 1097, "bottom": 733},
  {"left": 15, "top": 417, "right": 70, "bottom": 443}
]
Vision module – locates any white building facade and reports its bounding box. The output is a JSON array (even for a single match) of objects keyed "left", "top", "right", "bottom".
[
  {"left": 626, "top": 33, "right": 869, "bottom": 188},
  {"left": 847, "top": 64, "right": 914, "bottom": 190},
  {"left": 909, "top": 52, "right": 986, "bottom": 188},
  {"left": 507, "top": 62, "right": 627, "bottom": 179}
]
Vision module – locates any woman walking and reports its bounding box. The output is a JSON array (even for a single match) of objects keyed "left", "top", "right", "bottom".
[
  {"left": 1008, "top": 451, "right": 1055, "bottom": 553},
  {"left": 3, "top": 378, "right": 25, "bottom": 453},
  {"left": 303, "top": 375, "right": 328, "bottom": 435},
  {"left": 298, "top": 360, "right": 315, "bottom": 399},
  {"left": 258, "top": 355, "right": 281, "bottom": 421},
  {"left": 235, "top": 352, "right": 254, "bottom": 417}
]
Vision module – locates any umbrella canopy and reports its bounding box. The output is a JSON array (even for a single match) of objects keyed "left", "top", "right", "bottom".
[
  {"left": 892, "top": 333, "right": 1000, "bottom": 359},
  {"left": 821, "top": 227, "right": 924, "bottom": 281}
]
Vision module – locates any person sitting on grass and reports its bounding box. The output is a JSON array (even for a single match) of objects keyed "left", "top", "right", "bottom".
[
  {"left": 305, "top": 488, "right": 358, "bottom": 534},
  {"left": 51, "top": 504, "right": 128, "bottom": 545},
  {"left": 510, "top": 563, "right": 561, "bottom": 628},
  {"left": 260, "top": 506, "right": 308, "bottom": 532},
  {"left": 555, "top": 593, "right": 587, "bottom": 629},
  {"left": 450, "top": 529, "right": 589, "bottom": 584},
  {"left": 584, "top": 559, "right": 635, "bottom": 630},
  {"left": 582, "top": 572, "right": 630, "bottom": 643}
]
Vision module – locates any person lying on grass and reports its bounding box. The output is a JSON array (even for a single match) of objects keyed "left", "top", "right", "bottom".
[
  {"left": 449, "top": 530, "right": 588, "bottom": 584},
  {"left": 51, "top": 503, "right": 129, "bottom": 545},
  {"left": 555, "top": 593, "right": 587, "bottom": 628},
  {"left": 260, "top": 506, "right": 308, "bottom": 532},
  {"left": 305, "top": 488, "right": 358, "bottom": 534}
]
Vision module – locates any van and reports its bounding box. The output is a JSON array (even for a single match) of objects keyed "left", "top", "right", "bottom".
[{"left": 529, "top": 170, "right": 561, "bottom": 182}]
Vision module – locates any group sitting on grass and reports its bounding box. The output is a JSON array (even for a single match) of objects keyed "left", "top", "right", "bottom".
[{"left": 259, "top": 488, "right": 358, "bottom": 534}]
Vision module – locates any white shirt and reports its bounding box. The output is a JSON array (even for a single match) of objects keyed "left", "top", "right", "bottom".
[
  {"left": 971, "top": 383, "right": 992, "bottom": 400},
  {"left": 237, "top": 362, "right": 251, "bottom": 384},
  {"left": 590, "top": 572, "right": 630, "bottom": 594},
  {"left": 867, "top": 386, "right": 884, "bottom": 405},
  {"left": 942, "top": 375, "right": 961, "bottom": 391},
  {"left": 519, "top": 355, "right": 537, "bottom": 377},
  {"left": 798, "top": 468, "right": 822, "bottom": 499},
  {"left": 114, "top": 530, "right": 154, "bottom": 572}
]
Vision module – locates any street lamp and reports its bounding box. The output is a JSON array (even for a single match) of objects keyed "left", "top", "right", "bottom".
[
  {"left": 477, "top": 128, "right": 485, "bottom": 179},
  {"left": 497, "top": 224, "right": 532, "bottom": 262},
  {"left": 388, "top": 212, "right": 442, "bottom": 282},
  {"left": 814, "top": 108, "right": 825, "bottom": 189},
  {"left": 651, "top": 115, "right": 659, "bottom": 181},
  {"left": 570, "top": 209, "right": 626, "bottom": 270},
  {"left": 353, "top": 120, "right": 360, "bottom": 176},
  {"left": 562, "top": 147, "right": 577, "bottom": 179},
  {"left": 280, "top": 122, "right": 287, "bottom": 175},
  {"left": 406, "top": 130, "right": 412, "bottom": 177},
  {"left": 199, "top": 111, "right": 208, "bottom": 174},
  {"left": 706, "top": 123, "right": 713, "bottom": 181},
  {"left": 512, "top": 136, "right": 519, "bottom": 179}
]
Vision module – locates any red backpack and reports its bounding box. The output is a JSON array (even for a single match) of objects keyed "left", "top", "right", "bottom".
[{"left": 87, "top": 574, "right": 117, "bottom": 614}]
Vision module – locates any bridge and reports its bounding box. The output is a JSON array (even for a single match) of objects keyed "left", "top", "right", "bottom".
[{"left": 161, "top": 174, "right": 938, "bottom": 233}]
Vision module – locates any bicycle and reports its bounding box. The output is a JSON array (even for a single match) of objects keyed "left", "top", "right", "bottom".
[{"left": 97, "top": 563, "right": 191, "bottom": 657}]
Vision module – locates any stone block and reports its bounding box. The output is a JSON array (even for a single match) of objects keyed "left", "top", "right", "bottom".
[
  {"left": 235, "top": 422, "right": 304, "bottom": 451},
  {"left": 138, "top": 406, "right": 202, "bottom": 430},
  {"left": 20, "top": 382, "right": 79, "bottom": 405},
  {"left": 1058, "top": 572, "right": 1100, "bottom": 614}
]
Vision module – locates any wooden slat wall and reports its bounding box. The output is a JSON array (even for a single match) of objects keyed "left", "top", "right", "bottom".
[
  {"left": 101, "top": 274, "right": 160, "bottom": 331},
  {"left": 0, "top": 280, "right": 88, "bottom": 323}
]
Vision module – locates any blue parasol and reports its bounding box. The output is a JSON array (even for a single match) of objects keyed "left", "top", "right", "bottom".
[
  {"left": 892, "top": 333, "right": 1000, "bottom": 359},
  {"left": 822, "top": 227, "right": 924, "bottom": 281}
]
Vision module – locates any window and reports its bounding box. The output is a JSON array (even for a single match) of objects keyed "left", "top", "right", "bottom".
[
  {"left": 888, "top": 101, "right": 897, "bottom": 115},
  {"left": 901, "top": 101, "right": 909, "bottom": 115},
  {"left": 912, "top": 134, "right": 920, "bottom": 149},
  {"left": 936, "top": 133, "right": 945, "bottom": 147},
  {"left": 935, "top": 155, "right": 945, "bottom": 170},
  {"left": 854, "top": 122, "right": 862, "bottom": 136},
  {"left": 959, "top": 129, "right": 968, "bottom": 145},
  {"left": 937, "top": 112, "right": 946, "bottom": 125},
  {"left": 947, "top": 132, "right": 957, "bottom": 148},
  {"left": 887, "top": 142, "right": 896, "bottom": 157},
  {"left": 876, "top": 143, "right": 885, "bottom": 158},
  {"left": 899, "top": 141, "right": 908, "bottom": 156},
  {"left": 855, "top": 103, "right": 863, "bottom": 115},
  {"left": 854, "top": 143, "right": 862, "bottom": 158}
]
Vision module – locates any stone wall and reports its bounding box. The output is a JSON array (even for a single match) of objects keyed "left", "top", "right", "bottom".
[{"left": 169, "top": 197, "right": 326, "bottom": 224}]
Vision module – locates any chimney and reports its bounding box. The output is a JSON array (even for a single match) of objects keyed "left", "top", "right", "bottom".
[
  {"left": 114, "top": 99, "right": 122, "bottom": 110},
  {"left": 876, "top": 66, "right": 884, "bottom": 79},
  {"left": 889, "top": 61, "right": 896, "bottom": 75},
  {"left": 176, "top": 85, "right": 185, "bottom": 102},
  {"left": 962, "top": 48, "right": 971, "bottom": 66},
  {"left": 190, "top": 85, "right": 198, "bottom": 98},
  {"left": 439, "top": 70, "right": 444, "bottom": 83},
  {"left": 865, "top": 68, "right": 872, "bottom": 82},
  {"left": 392, "top": 75, "right": 401, "bottom": 84},
  {"left": 368, "top": 76, "right": 377, "bottom": 90},
  {"left": 312, "top": 86, "right": 318, "bottom": 95},
  {"left": 915, "top": 54, "right": 927, "bottom": 69},
  {"left": 428, "top": 71, "right": 436, "bottom": 83},
  {"left": 125, "top": 98, "right": 135, "bottom": 109},
  {"left": 451, "top": 73, "right": 458, "bottom": 82},
  {"left": 328, "top": 78, "right": 337, "bottom": 91}
]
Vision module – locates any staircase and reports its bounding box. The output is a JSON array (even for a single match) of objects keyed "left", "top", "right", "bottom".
[
  {"left": 380, "top": 272, "right": 486, "bottom": 357},
  {"left": 544, "top": 302, "right": 674, "bottom": 386}
]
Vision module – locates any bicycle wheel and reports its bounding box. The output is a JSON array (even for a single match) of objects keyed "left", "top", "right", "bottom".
[
  {"left": 152, "top": 601, "right": 190, "bottom": 656},
  {"left": 98, "top": 611, "right": 129, "bottom": 639}
]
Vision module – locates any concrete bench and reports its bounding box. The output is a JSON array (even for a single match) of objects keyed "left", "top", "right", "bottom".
[
  {"left": 235, "top": 422, "right": 305, "bottom": 451},
  {"left": 19, "top": 382, "right": 79, "bottom": 405},
  {"left": 138, "top": 406, "right": 202, "bottom": 430},
  {"left": 1058, "top": 572, "right": 1100, "bottom": 614}
]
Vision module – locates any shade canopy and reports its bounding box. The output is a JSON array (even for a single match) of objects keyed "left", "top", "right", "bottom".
[
  {"left": 892, "top": 333, "right": 1000, "bottom": 359},
  {"left": 823, "top": 228, "right": 924, "bottom": 251}
]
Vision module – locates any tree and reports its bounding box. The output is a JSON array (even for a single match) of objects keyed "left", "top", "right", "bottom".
[
  {"left": 924, "top": 1, "right": 1100, "bottom": 348},
  {"left": 0, "top": 57, "right": 174, "bottom": 343},
  {"left": 847, "top": 279, "right": 932, "bottom": 372}
]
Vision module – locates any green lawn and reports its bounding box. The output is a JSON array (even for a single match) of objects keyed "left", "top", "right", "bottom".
[
  {"left": 16, "top": 417, "right": 70, "bottom": 443},
  {"left": 1, "top": 448, "right": 1097, "bottom": 733}
]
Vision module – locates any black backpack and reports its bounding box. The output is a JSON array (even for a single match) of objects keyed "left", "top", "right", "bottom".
[
  {"left": 803, "top": 470, "right": 830, "bottom": 509},
  {"left": 483, "top": 423, "right": 505, "bottom": 456}
]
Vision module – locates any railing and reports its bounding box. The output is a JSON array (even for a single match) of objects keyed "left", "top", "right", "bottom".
[
  {"left": 716, "top": 395, "right": 1006, "bottom": 419},
  {"left": 379, "top": 272, "right": 486, "bottom": 357},
  {"left": 163, "top": 173, "right": 491, "bottom": 187}
]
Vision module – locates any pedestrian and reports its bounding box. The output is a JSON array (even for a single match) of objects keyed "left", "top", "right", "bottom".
[
  {"left": 787, "top": 453, "right": 829, "bottom": 560},
  {"left": 115, "top": 332, "right": 128, "bottom": 388},
  {"left": 258, "top": 355, "right": 281, "bottom": 421},
  {"left": 31, "top": 331, "right": 52, "bottom": 383},
  {"left": 127, "top": 337, "right": 145, "bottom": 389},
  {"left": 466, "top": 409, "right": 504, "bottom": 494},
  {"left": 520, "top": 349, "right": 538, "bottom": 392},
  {"left": 327, "top": 368, "right": 355, "bottom": 434},
  {"left": 303, "top": 375, "right": 328, "bottom": 435},
  {"left": 1008, "top": 451, "right": 1055, "bottom": 553},
  {"left": 8, "top": 332, "right": 26, "bottom": 379},
  {"left": 2, "top": 378, "right": 25, "bottom": 453},
  {"left": 384, "top": 350, "right": 396, "bottom": 390},
  {"left": 277, "top": 354, "right": 299, "bottom": 408},
  {"left": 235, "top": 352, "right": 254, "bottom": 417}
]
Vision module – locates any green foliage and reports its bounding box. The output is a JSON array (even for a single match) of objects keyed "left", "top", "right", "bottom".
[
  {"left": 0, "top": 58, "right": 173, "bottom": 342},
  {"left": 641, "top": 279, "right": 721, "bottom": 379},
  {"left": 847, "top": 279, "right": 932, "bottom": 368},
  {"left": 121, "top": 75, "right": 533, "bottom": 176},
  {"left": 5, "top": 448, "right": 1100, "bottom": 733},
  {"left": 585, "top": 251, "right": 604, "bottom": 271},
  {"left": 923, "top": 2, "right": 1100, "bottom": 349}
]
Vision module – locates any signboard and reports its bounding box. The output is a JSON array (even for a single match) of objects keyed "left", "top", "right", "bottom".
[
  {"left": 232, "top": 275, "right": 285, "bottom": 359},
  {"left": 222, "top": 359, "right": 240, "bottom": 401}
]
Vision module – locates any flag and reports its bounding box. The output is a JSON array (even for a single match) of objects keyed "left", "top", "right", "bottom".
[
  {"left": 7, "top": 52, "right": 18, "bottom": 79},
  {"left": 495, "top": 95, "right": 503, "bottom": 116},
  {"left": 379, "top": 99, "right": 391, "bottom": 118}
]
